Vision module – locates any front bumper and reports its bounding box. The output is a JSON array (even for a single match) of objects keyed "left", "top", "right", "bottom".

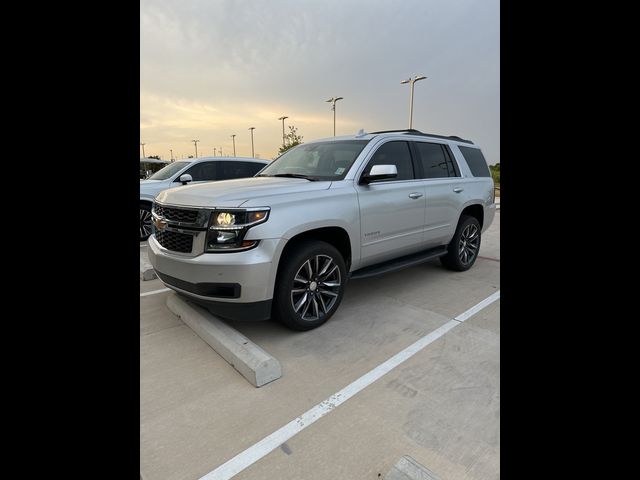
[{"left": 148, "top": 235, "right": 283, "bottom": 321}]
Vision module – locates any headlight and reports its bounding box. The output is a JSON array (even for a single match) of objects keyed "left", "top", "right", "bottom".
[
  {"left": 206, "top": 208, "right": 270, "bottom": 252},
  {"left": 216, "top": 212, "right": 236, "bottom": 226}
]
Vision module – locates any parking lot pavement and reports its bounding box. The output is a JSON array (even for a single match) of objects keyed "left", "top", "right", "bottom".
[
  {"left": 140, "top": 277, "right": 168, "bottom": 294},
  {"left": 140, "top": 211, "right": 500, "bottom": 480},
  {"left": 237, "top": 302, "right": 500, "bottom": 480}
]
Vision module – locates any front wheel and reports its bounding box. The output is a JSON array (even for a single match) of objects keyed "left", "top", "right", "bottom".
[
  {"left": 140, "top": 202, "right": 153, "bottom": 241},
  {"left": 440, "top": 215, "right": 481, "bottom": 271},
  {"left": 273, "top": 240, "right": 347, "bottom": 331}
]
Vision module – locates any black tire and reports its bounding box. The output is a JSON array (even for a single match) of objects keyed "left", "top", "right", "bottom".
[
  {"left": 440, "top": 215, "right": 481, "bottom": 271},
  {"left": 140, "top": 202, "right": 153, "bottom": 241},
  {"left": 273, "top": 240, "right": 347, "bottom": 331}
]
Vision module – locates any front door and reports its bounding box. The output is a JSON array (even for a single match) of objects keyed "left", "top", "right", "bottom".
[{"left": 355, "top": 141, "right": 426, "bottom": 267}]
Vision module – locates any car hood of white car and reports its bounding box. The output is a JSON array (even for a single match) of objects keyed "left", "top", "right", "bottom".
[
  {"left": 140, "top": 179, "right": 172, "bottom": 194},
  {"left": 154, "top": 176, "right": 331, "bottom": 208}
]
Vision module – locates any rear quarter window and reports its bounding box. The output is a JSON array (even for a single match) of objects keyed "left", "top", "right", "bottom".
[{"left": 458, "top": 146, "right": 491, "bottom": 177}]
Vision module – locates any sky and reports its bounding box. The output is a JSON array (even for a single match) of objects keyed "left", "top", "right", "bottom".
[{"left": 140, "top": 0, "right": 500, "bottom": 164}]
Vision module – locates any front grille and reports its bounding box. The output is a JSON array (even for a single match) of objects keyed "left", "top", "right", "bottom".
[
  {"left": 155, "top": 230, "right": 194, "bottom": 253},
  {"left": 154, "top": 204, "right": 199, "bottom": 224}
]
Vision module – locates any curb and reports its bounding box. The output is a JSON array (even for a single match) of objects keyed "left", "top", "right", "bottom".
[
  {"left": 140, "top": 250, "right": 157, "bottom": 281},
  {"left": 166, "top": 293, "right": 282, "bottom": 388}
]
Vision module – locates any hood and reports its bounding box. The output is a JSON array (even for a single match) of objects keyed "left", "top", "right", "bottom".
[
  {"left": 140, "top": 179, "right": 171, "bottom": 192},
  {"left": 140, "top": 179, "right": 169, "bottom": 187},
  {"left": 154, "top": 176, "right": 331, "bottom": 208}
]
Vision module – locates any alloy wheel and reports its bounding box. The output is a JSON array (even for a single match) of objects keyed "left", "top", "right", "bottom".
[
  {"left": 290, "top": 254, "right": 342, "bottom": 322},
  {"left": 458, "top": 223, "right": 479, "bottom": 265},
  {"left": 140, "top": 208, "right": 153, "bottom": 238}
]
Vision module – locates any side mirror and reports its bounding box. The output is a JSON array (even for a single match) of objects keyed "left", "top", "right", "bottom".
[
  {"left": 361, "top": 164, "right": 398, "bottom": 184},
  {"left": 179, "top": 173, "right": 193, "bottom": 185}
]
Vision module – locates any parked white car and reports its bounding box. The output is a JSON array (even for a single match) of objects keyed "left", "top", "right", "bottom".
[{"left": 140, "top": 156, "right": 269, "bottom": 240}]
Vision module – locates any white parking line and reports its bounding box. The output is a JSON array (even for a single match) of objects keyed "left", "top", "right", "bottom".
[
  {"left": 140, "top": 244, "right": 148, "bottom": 248},
  {"left": 140, "top": 288, "right": 170, "bottom": 297},
  {"left": 200, "top": 290, "right": 500, "bottom": 480},
  {"left": 453, "top": 290, "right": 500, "bottom": 322}
]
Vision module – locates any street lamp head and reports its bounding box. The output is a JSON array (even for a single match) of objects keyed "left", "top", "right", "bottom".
[
  {"left": 335, "top": 97, "right": 343, "bottom": 102},
  {"left": 249, "top": 127, "right": 255, "bottom": 131},
  {"left": 278, "top": 116, "right": 288, "bottom": 121},
  {"left": 414, "top": 75, "right": 427, "bottom": 82},
  {"left": 400, "top": 79, "right": 411, "bottom": 84}
]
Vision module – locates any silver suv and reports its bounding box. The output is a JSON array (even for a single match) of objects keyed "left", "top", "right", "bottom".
[{"left": 148, "top": 129, "right": 496, "bottom": 330}]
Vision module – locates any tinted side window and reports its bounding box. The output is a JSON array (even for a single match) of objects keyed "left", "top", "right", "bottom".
[
  {"left": 184, "top": 162, "right": 218, "bottom": 181},
  {"left": 364, "top": 141, "right": 414, "bottom": 181},
  {"left": 458, "top": 146, "right": 490, "bottom": 177},
  {"left": 217, "top": 161, "right": 264, "bottom": 180},
  {"left": 415, "top": 142, "right": 459, "bottom": 178},
  {"left": 242, "top": 162, "right": 266, "bottom": 176}
]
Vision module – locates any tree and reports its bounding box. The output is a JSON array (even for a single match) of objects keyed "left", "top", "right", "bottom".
[
  {"left": 148, "top": 155, "right": 161, "bottom": 160},
  {"left": 489, "top": 163, "right": 500, "bottom": 185},
  {"left": 276, "top": 125, "right": 304, "bottom": 156}
]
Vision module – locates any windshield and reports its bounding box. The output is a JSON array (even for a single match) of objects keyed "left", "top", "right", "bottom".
[
  {"left": 147, "top": 161, "right": 190, "bottom": 181},
  {"left": 258, "top": 140, "right": 369, "bottom": 181}
]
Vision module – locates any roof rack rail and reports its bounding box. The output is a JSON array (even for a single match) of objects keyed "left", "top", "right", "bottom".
[{"left": 369, "top": 129, "right": 474, "bottom": 144}]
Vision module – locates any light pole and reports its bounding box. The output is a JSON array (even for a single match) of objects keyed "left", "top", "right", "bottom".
[
  {"left": 213, "top": 147, "right": 217, "bottom": 156},
  {"left": 278, "top": 116, "right": 288, "bottom": 146},
  {"left": 400, "top": 75, "right": 427, "bottom": 129},
  {"left": 231, "top": 134, "right": 236, "bottom": 156},
  {"left": 170, "top": 149, "right": 173, "bottom": 162},
  {"left": 140, "top": 142, "right": 146, "bottom": 158},
  {"left": 326, "top": 97, "right": 343, "bottom": 136},
  {"left": 192, "top": 139, "right": 200, "bottom": 158},
  {"left": 249, "top": 127, "right": 256, "bottom": 158}
]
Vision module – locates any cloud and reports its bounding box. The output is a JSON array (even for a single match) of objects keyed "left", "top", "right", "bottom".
[{"left": 140, "top": 0, "right": 499, "bottom": 162}]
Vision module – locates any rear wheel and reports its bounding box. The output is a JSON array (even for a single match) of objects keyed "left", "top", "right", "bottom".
[
  {"left": 140, "top": 202, "right": 153, "bottom": 241},
  {"left": 273, "top": 240, "right": 346, "bottom": 331},
  {"left": 440, "top": 215, "right": 481, "bottom": 271}
]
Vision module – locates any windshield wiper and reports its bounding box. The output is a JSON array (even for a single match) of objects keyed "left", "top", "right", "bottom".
[{"left": 259, "top": 173, "right": 319, "bottom": 181}]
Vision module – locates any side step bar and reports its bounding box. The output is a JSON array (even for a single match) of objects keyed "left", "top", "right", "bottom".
[{"left": 350, "top": 245, "right": 448, "bottom": 280}]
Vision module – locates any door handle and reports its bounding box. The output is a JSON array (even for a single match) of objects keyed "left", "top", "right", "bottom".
[
  {"left": 453, "top": 187, "right": 464, "bottom": 193},
  {"left": 408, "top": 192, "right": 423, "bottom": 199}
]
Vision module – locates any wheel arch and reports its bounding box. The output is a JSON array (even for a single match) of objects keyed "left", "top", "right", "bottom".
[
  {"left": 271, "top": 226, "right": 352, "bottom": 296},
  {"left": 459, "top": 203, "right": 484, "bottom": 229}
]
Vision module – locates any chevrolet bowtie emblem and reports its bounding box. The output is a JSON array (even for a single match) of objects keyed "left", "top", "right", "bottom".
[{"left": 153, "top": 216, "right": 168, "bottom": 230}]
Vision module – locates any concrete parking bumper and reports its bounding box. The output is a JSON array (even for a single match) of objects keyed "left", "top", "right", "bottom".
[
  {"left": 165, "top": 292, "right": 282, "bottom": 387},
  {"left": 140, "top": 249, "right": 157, "bottom": 281}
]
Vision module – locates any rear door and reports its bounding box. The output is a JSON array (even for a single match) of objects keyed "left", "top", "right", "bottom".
[
  {"left": 412, "top": 141, "right": 467, "bottom": 246},
  {"left": 355, "top": 141, "right": 426, "bottom": 266}
]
